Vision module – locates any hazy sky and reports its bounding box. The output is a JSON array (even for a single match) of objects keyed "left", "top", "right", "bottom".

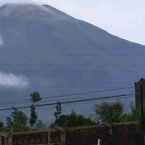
[{"left": 0, "top": 0, "right": 145, "bottom": 45}]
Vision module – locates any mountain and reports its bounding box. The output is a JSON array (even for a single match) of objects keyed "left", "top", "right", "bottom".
[{"left": 0, "top": 3, "right": 145, "bottom": 119}]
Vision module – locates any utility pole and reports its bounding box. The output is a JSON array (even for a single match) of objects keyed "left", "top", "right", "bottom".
[
  {"left": 140, "top": 79, "right": 144, "bottom": 127},
  {"left": 139, "top": 79, "right": 145, "bottom": 145},
  {"left": 54, "top": 102, "right": 62, "bottom": 121},
  {"left": 135, "top": 78, "right": 145, "bottom": 145}
]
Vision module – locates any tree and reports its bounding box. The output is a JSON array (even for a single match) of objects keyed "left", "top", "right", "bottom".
[
  {"left": 0, "top": 121, "right": 4, "bottom": 128},
  {"left": 0, "top": 121, "right": 4, "bottom": 130},
  {"left": 6, "top": 108, "right": 28, "bottom": 131},
  {"left": 54, "top": 102, "right": 62, "bottom": 121},
  {"left": 120, "top": 106, "right": 140, "bottom": 122},
  {"left": 30, "top": 92, "right": 41, "bottom": 103},
  {"left": 6, "top": 117, "right": 13, "bottom": 129},
  {"left": 29, "top": 92, "right": 42, "bottom": 127},
  {"left": 30, "top": 105, "right": 37, "bottom": 127},
  {"left": 96, "top": 102, "right": 123, "bottom": 123},
  {"left": 36, "top": 120, "right": 46, "bottom": 129},
  {"left": 54, "top": 111, "right": 96, "bottom": 127}
]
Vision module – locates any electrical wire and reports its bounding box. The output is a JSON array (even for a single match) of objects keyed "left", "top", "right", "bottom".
[{"left": 0, "top": 93, "right": 132, "bottom": 112}]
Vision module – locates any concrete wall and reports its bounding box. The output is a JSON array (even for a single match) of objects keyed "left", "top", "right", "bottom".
[{"left": 0, "top": 123, "right": 143, "bottom": 145}]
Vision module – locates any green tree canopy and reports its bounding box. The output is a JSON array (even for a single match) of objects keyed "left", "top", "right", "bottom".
[
  {"left": 30, "top": 105, "right": 37, "bottom": 127},
  {"left": 54, "top": 111, "right": 96, "bottom": 127},
  {"left": 120, "top": 106, "right": 140, "bottom": 122},
  {"left": 29, "top": 92, "right": 42, "bottom": 127},
  {"left": 96, "top": 102, "right": 123, "bottom": 123},
  {"left": 36, "top": 120, "right": 46, "bottom": 129},
  {"left": 7, "top": 108, "right": 28, "bottom": 131},
  {"left": 30, "top": 92, "right": 42, "bottom": 103},
  {"left": 0, "top": 121, "right": 4, "bottom": 131}
]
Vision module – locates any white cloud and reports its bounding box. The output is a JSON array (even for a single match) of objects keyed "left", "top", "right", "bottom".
[
  {"left": 0, "top": 72, "right": 29, "bottom": 88},
  {"left": 0, "top": 34, "right": 4, "bottom": 46}
]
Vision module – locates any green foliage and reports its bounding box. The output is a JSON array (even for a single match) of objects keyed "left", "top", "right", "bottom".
[
  {"left": 0, "top": 121, "right": 4, "bottom": 131},
  {"left": 95, "top": 102, "right": 144, "bottom": 124},
  {"left": 54, "top": 102, "right": 62, "bottom": 120},
  {"left": 30, "top": 105, "right": 37, "bottom": 127},
  {"left": 6, "top": 117, "right": 13, "bottom": 129},
  {"left": 6, "top": 108, "right": 28, "bottom": 131},
  {"left": 96, "top": 102, "right": 123, "bottom": 123},
  {"left": 12, "top": 108, "right": 28, "bottom": 131},
  {"left": 31, "top": 92, "right": 41, "bottom": 103},
  {"left": 120, "top": 107, "right": 140, "bottom": 122},
  {"left": 0, "top": 121, "right": 4, "bottom": 128},
  {"left": 29, "top": 92, "right": 41, "bottom": 127},
  {"left": 36, "top": 120, "right": 46, "bottom": 129},
  {"left": 54, "top": 111, "right": 96, "bottom": 127}
]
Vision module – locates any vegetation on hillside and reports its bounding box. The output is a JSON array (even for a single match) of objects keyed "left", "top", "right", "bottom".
[
  {"left": 0, "top": 92, "right": 141, "bottom": 132},
  {"left": 53, "top": 111, "right": 96, "bottom": 127}
]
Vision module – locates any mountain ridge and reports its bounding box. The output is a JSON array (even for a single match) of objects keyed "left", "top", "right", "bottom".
[{"left": 0, "top": 3, "right": 144, "bottom": 119}]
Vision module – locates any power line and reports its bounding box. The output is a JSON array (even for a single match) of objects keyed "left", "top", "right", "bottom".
[
  {"left": 42, "top": 86, "right": 133, "bottom": 100},
  {"left": 0, "top": 94, "right": 131, "bottom": 112},
  {"left": 0, "top": 86, "right": 133, "bottom": 107},
  {"left": 39, "top": 92, "right": 133, "bottom": 103}
]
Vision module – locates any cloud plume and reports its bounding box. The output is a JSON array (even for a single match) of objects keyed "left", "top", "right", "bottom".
[{"left": 0, "top": 72, "right": 29, "bottom": 88}]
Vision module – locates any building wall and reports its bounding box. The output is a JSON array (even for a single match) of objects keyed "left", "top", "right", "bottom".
[
  {"left": 0, "top": 123, "right": 143, "bottom": 145},
  {"left": 12, "top": 132, "right": 49, "bottom": 145},
  {"left": 64, "top": 124, "right": 142, "bottom": 145}
]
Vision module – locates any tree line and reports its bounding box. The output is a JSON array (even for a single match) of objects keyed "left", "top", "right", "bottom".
[{"left": 0, "top": 92, "right": 141, "bottom": 132}]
